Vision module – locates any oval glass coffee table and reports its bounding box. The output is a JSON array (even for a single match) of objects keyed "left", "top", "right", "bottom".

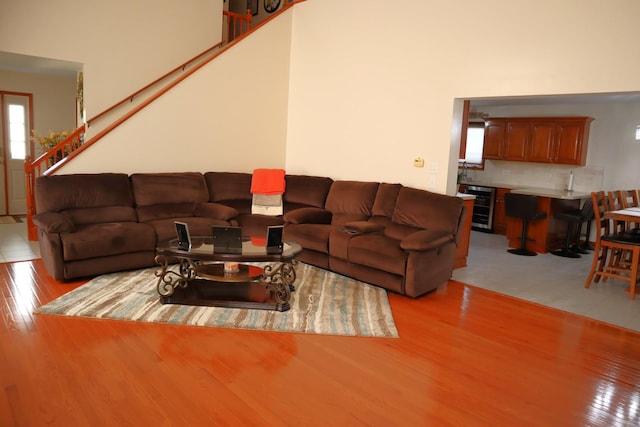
[{"left": 154, "top": 237, "right": 302, "bottom": 312}]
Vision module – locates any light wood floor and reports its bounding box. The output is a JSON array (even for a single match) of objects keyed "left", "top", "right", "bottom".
[{"left": 2, "top": 259, "right": 640, "bottom": 426}]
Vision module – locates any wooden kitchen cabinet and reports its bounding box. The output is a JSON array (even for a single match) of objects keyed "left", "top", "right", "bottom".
[
  {"left": 483, "top": 117, "right": 593, "bottom": 165},
  {"left": 493, "top": 188, "right": 509, "bottom": 235},
  {"left": 483, "top": 120, "right": 506, "bottom": 159}
]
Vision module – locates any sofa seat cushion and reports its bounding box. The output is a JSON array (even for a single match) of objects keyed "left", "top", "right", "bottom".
[
  {"left": 284, "top": 223, "right": 334, "bottom": 254},
  {"left": 61, "top": 222, "right": 155, "bottom": 262},
  {"left": 147, "top": 217, "right": 231, "bottom": 243},
  {"left": 63, "top": 206, "right": 137, "bottom": 225},
  {"left": 347, "top": 234, "right": 407, "bottom": 276}
]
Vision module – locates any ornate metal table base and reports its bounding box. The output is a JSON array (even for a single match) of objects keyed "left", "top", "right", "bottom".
[{"left": 154, "top": 255, "right": 297, "bottom": 312}]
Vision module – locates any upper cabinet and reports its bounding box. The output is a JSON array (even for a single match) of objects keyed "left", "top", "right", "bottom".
[{"left": 483, "top": 117, "right": 594, "bottom": 165}]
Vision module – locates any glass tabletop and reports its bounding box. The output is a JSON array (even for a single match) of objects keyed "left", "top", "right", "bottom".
[{"left": 157, "top": 236, "right": 301, "bottom": 260}]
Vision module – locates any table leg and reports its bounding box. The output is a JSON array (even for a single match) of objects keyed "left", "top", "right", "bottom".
[
  {"left": 155, "top": 255, "right": 198, "bottom": 298},
  {"left": 260, "top": 260, "right": 297, "bottom": 305}
]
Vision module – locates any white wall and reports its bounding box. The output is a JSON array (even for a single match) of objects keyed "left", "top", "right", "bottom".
[
  {"left": 59, "top": 11, "right": 293, "bottom": 175},
  {"left": 0, "top": 0, "right": 221, "bottom": 117},
  {"left": 286, "top": 0, "right": 640, "bottom": 193}
]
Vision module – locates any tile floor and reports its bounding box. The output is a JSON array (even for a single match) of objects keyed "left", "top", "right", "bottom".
[
  {"left": 0, "top": 219, "right": 40, "bottom": 262},
  {"left": 1, "top": 221, "right": 639, "bottom": 332},
  {"left": 453, "top": 230, "right": 640, "bottom": 332}
]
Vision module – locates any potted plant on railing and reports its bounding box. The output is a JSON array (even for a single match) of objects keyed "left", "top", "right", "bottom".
[{"left": 30, "top": 129, "right": 72, "bottom": 166}]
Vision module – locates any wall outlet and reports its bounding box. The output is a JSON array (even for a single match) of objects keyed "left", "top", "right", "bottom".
[
  {"left": 502, "top": 169, "right": 510, "bottom": 175},
  {"left": 428, "top": 176, "right": 436, "bottom": 187}
]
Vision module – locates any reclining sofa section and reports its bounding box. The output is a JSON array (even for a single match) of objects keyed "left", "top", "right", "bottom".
[{"left": 33, "top": 172, "right": 465, "bottom": 298}]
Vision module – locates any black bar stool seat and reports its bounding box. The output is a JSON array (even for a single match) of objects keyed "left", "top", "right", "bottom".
[{"left": 504, "top": 193, "right": 547, "bottom": 256}]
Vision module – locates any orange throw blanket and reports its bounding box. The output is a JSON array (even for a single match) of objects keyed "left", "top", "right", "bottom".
[{"left": 251, "top": 169, "right": 286, "bottom": 195}]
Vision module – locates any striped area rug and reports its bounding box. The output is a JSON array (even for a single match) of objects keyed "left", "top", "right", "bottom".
[{"left": 35, "top": 263, "right": 398, "bottom": 338}]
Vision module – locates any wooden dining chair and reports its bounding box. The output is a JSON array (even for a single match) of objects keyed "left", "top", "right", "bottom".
[
  {"left": 619, "top": 189, "right": 639, "bottom": 208},
  {"left": 584, "top": 191, "right": 640, "bottom": 299}
]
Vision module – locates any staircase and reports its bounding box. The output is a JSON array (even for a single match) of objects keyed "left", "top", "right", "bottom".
[{"left": 24, "top": 2, "right": 301, "bottom": 241}]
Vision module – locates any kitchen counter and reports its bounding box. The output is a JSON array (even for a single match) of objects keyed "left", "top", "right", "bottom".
[
  {"left": 457, "top": 192, "right": 475, "bottom": 200},
  {"left": 510, "top": 187, "right": 591, "bottom": 200},
  {"left": 460, "top": 181, "right": 592, "bottom": 200}
]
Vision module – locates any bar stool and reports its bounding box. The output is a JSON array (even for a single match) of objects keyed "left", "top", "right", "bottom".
[
  {"left": 504, "top": 193, "right": 547, "bottom": 256},
  {"left": 552, "top": 212, "right": 584, "bottom": 258}
]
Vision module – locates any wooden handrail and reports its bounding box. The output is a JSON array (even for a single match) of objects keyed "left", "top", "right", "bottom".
[
  {"left": 87, "top": 42, "right": 224, "bottom": 126},
  {"left": 24, "top": 0, "right": 307, "bottom": 241},
  {"left": 24, "top": 125, "right": 85, "bottom": 240}
]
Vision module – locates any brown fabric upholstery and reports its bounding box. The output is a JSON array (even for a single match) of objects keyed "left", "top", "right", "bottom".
[
  {"left": 325, "top": 181, "right": 379, "bottom": 225},
  {"left": 392, "top": 187, "right": 463, "bottom": 235},
  {"left": 284, "top": 175, "right": 334, "bottom": 210},
  {"left": 131, "top": 172, "right": 209, "bottom": 206},
  {"left": 35, "top": 173, "right": 133, "bottom": 214},
  {"left": 34, "top": 170, "right": 465, "bottom": 296},
  {"left": 60, "top": 222, "right": 155, "bottom": 262}
]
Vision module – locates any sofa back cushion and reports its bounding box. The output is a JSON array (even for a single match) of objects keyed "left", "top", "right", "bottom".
[
  {"left": 131, "top": 172, "right": 208, "bottom": 222},
  {"left": 35, "top": 173, "right": 134, "bottom": 214},
  {"left": 204, "top": 172, "right": 252, "bottom": 214},
  {"left": 131, "top": 172, "right": 208, "bottom": 206},
  {"left": 325, "top": 181, "right": 379, "bottom": 225},
  {"left": 284, "top": 175, "right": 334, "bottom": 210},
  {"left": 391, "top": 187, "right": 463, "bottom": 235}
]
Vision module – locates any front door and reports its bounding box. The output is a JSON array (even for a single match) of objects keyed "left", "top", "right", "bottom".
[{"left": 1, "top": 93, "right": 32, "bottom": 215}]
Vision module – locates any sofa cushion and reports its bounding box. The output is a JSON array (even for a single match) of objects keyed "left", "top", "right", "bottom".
[
  {"left": 195, "top": 202, "right": 238, "bottom": 221},
  {"left": 35, "top": 173, "right": 133, "bottom": 214},
  {"left": 392, "top": 187, "right": 463, "bottom": 235},
  {"left": 147, "top": 217, "right": 230, "bottom": 243},
  {"left": 205, "top": 172, "right": 252, "bottom": 203},
  {"left": 63, "top": 206, "right": 137, "bottom": 225},
  {"left": 372, "top": 183, "right": 402, "bottom": 217},
  {"left": 33, "top": 212, "right": 76, "bottom": 233},
  {"left": 347, "top": 234, "right": 407, "bottom": 276},
  {"left": 131, "top": 172, "right": 209, "bottom": 206},
  {"left": 136, "top": 202, "right": 197, "bottom": 223},
  {"left": 400, "top": 229, "right": 454, "bottom": 251},
  {"left": 284, "top": 175, "right": 333, "bottom": 208},
  {"left": 284, "top": 207, "right": 332, "bottom": 224},
  {"left": 325, "top": 181, "right": 379, "bottom": 225},
  {"left": 284, "top": 223, "right": 333, "bottom": 254},
  {"left": 384, "top": 222, "right": 422, "bottom": 241},
  {"left": 61, "top": 222, "right": 156, "bottom": 262}
]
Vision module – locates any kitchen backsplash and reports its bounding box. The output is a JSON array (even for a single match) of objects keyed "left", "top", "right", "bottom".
[{"left": 464, "top": 161, "right": 604, "bottom": 192}]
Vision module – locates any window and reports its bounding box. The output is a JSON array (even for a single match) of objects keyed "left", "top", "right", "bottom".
[
  {"left": 8, "top": 103, "right": 26, "bottom": 160},
  {"left": 463, "top": 122, "right": 485, "bottom": 165}
]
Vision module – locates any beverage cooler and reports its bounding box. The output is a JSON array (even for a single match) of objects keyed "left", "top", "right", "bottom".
[{"left": 463, "top": 185, "right": 496, "bottom": 232}]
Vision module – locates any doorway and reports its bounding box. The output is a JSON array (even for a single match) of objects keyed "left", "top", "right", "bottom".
[{"left": 1, "top": 92, "right": 33, "bottom": 215}]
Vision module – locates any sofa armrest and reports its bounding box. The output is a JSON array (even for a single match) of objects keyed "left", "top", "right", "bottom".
[
  {"left": 33, "top": 212, "right": 76, "bottom": 233},
  {"left": 195, "top": 202, "right": 239, "bottom": 221},
  {"left": 339, "top": 221, "right": 384, "bottom": 234},
  {"left": 284, "top": 207, "right": 332, "bottom": 224},
  {"left": 400, "top": 229, "right": 454, "bottom": 251}
]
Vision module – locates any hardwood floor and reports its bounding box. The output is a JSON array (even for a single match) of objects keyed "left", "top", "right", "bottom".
[{"left": 2, "top": 259, "right": 640, "bottom": 426}]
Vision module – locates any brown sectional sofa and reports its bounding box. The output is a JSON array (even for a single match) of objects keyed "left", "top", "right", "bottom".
[{"left": 33, "top": 171, "right": 465, "bottom": 298}]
